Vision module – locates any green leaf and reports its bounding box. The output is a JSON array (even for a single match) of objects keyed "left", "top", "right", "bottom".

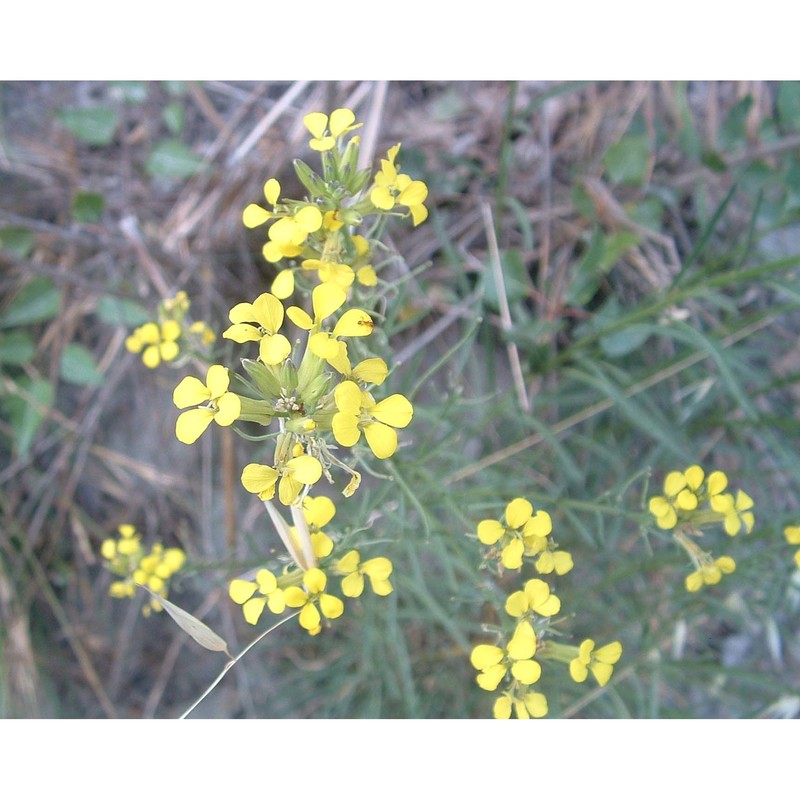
[
  {"left": 138, "top": 586, "right": 232, "bottom": 657},
  {"left": 59, "top": 343, "right": 104, "bottom": 387},
  {"left": 0, "top": 277, "right": 61, "bottom": 328},
  {"left": 627, "top": 196, "right": 664, "bottom": 231},
  {"left": 146, "top": 139, "right": 205, "bottom": 179},
  {"left": 0, "top": 331, "right": 36, "bottom": 365},
  {"left": 3, "top": 376, "right": 54, "bottom": 458},
  {"left": 701, "top": 150, "right": 728, "bottom": 173},
  {"left": 95, "top": 295, "right": 150, "bottom": 327},
  {"left": 57, "top": 106, "right": 119, "bottom": 146},
  {"left": 777, "top": 82, "right": 800, "bottom": 132},
  {"left": 599, "top": 324, "right": 651, "bottom": 358},
  {"left": 162, "top": 102, "right": 184, "bottom": 135},
  {"left": 71, "top": 191, "right": 105, "bottom": 223},
  {"left": 0, "top": 226, "right": 36, "bottom": 258},
  {"left": 600, "top": 230, "right": 639, "bottom": 271},
  {"left": 603, "top": 134, "right": 650, "bottom": 186}
]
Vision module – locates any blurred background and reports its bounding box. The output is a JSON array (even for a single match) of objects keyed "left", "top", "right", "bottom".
[{"left": 2, "top": 80, "right": 800, "bottom": 718}]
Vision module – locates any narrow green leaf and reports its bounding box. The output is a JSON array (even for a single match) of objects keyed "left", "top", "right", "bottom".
[
  {"left": 146, "top": 139, "right": 205, "bottom": 179},
  {"left": 59, "top": 343, "right": 104, "bottom": 387},
  {"left": 58, "top": 106, "right": 119, "bottom": 146},
  {"left": 599, "top": 324, "right": 651, "bottom": 358}
]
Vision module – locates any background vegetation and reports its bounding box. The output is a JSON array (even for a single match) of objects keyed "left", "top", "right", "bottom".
[{"left": 2, "top": 80, "right": 800, "bottom": 718}]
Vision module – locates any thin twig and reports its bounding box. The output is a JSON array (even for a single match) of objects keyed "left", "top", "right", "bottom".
[
  {"left": 481, "top": 201, "right": 530, "bottom": 412},
  {"left": 227, "top": 80, "right": 310, "bottom": 166},
  {"left": 180, "top": 611, "right": 300, "bottom": 719}
]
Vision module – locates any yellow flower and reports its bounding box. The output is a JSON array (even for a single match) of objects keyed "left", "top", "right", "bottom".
[
  {"left": 326, "top": 343, "right": 388, "bottom": 387},
  {"left": 476, "top": 498, "right": 552, "bottom": 570},
  {"left": 286, "top": 283, "right": 347, "bottom": 333},
  {"left": 229, "top": 568, "right": 286, "bottom": 625},
  {"left": 569, "top": 639, "right": 623, "bottom": 687},
  {"left": 505, "top": 578, "right": 561, "bottom": 619},
  {"left": 534, "top": 548, "right": 574, "bottom": 576},
  {"left": 335, "top": 550, "right": 393, "bottom": 597},
  {"left": 283, "top": 567, "right": 344, "bottom": 635},
  {"left": 173, "top": 364, "right": 241, "bottom": 444},
  {"left": 303, "top": 108, "right": 362, "bottom": 151},
  {"left": 301, "top": 258, "right": 355, "bottom": 289},
  {"left": 685, "top": 555, "right": 736, "bottom": 592},
  {"left": 470, "top": 621, "right": 541, "bottom": 691},
  {"left": 648, "top": 465, "right": 705, "bottom": 530},
  {"left": 711, "top": 489, "right": 755, "bottom": 536},
  {"left": 493, "top": 691, "right": 548, "bottom": 720},
  {"left": 242, "top": 177, "right": 280, "bottom": 229},
  {"left": 222, "top": 292, "right": 292, "bottom": 365},
  {"left": 332, "top": 380, "right": 413, "bottom": 459},
  {"left": 370, "top": 144, "right": 429, "bottom": 226},
  {"left": 103, "top": 527, "right": 185, "bottom": 615},
  {"left": 263, "top": 206, "right": 323, "bottom": 263},
  {"left": 241, "top": 454, "right": 323, "bottom": 506},
  {"left": 125, "top": 320, "right": 181, "bottom": 368}
]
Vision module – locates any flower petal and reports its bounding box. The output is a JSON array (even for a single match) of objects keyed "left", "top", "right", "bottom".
[
  {"left": 470, "top": 644, "right": 504, "bottom": 670},
  {"left": 214, "top": 392, "right": 241, "bottom": 426},
  {"left": 242, "top": 597, "right": 267, "bottom": 625},
  {"left": 259, "top": 333, "right": 292, "bottom": 365},
  {"left": 312, "top": 283, "right": 346, "bottom": 322},
  {"left": 173, "top": 375, "right": 211, "bottom": 409},
  {"left": 287, "top": 455, "right": 323, "bottom": 485},
  {"left": 271, "top": 269, "right": 295, "bottom": 300},
  {"left": 333, "top": 309, "right": 374, "bottom": 338},
  {"left": 242, "top": 203, "right": 270, "bottom": 228},
  {"left": 505, "top": 498, "right": 533, "bottom": 530},
  {"left": 229, "top": 579, "right": 257, "bottom": 605},
  {"left": 477, "top": 519, "right": 505, "bottom": 545},
  {"left": 371, "top": 394, "right": 413, "bottom": 428},
  {"left": 176, "top": 408, "right": 215, "bottom": 444},
  {"left": 252, "top": 293, "right": 284, "bottom": 333},
  {"left": 332, "top": 411, "right": 361, "bottom": 447},
  {"left": 364, "top": 421, "right": 398, "bottom": 459},
  {"left": 241, "top": 463, "right": 278, "bottom": 496}
]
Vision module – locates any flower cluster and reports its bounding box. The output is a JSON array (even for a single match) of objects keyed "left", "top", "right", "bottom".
[
  {"left": 172, "top": 130, "right": 421, "bottom": 506},
  {"left": 100, "top": 524, "right": 186, "bottom": 615},
  {"left": 242, "top": 107, "right": 428, "bottom": 300},
  {"left": 470, "top": 498, "right": 621, "bottom": 718},
  {"left": 648, "top": 465, "right": 755, "bottom": 592},
  {"left": 228, "top": 496, "right": 393, "bottom": 636},
  {"left": 477, "top": 497, "right": 573, "bottom": 574},
  {"left": 125, "top": 290, "right": 216, "bottom": 369}
]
